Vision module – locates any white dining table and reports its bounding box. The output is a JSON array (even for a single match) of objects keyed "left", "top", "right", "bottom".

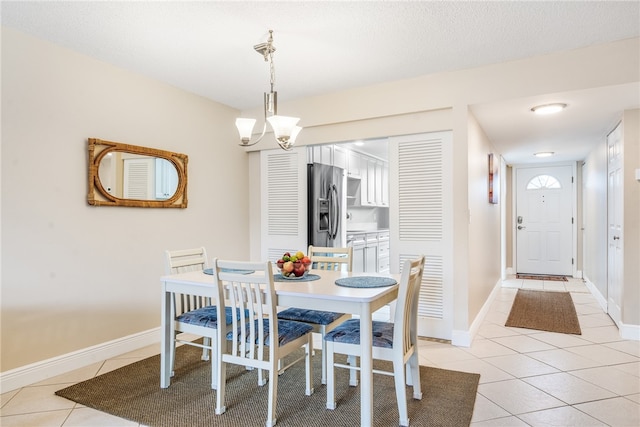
[{"left": 160, "top": 268, "right": 399, "bottom": 427}]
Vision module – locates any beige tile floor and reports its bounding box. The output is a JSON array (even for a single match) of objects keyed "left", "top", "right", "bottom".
[{"left": 2, "top": 277, "right": 639, "bottom": 426}]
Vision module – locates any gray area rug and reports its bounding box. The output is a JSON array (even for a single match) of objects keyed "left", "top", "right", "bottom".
[
  {"left": 56, "top": 343, "right": 480, "bottom": 426},
  {"left": 505, "top": 289, "right": 582, "bottom": 335}
]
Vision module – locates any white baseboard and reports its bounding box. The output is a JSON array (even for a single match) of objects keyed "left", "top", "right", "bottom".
[
  {"left": 452, "top": 278, "right": 502, "bottom": 347},
  {"left": 620, "top": 322, "right": 640, "bottom": 340},
  {"left": 0, "top": 327, "right": 160, "bottom": 393},
  {"left": 583, "top": 275, "right": 608, "bottom": 312},
  {"left": 582, "top": 276, "right": 638, "bottom": 341}
]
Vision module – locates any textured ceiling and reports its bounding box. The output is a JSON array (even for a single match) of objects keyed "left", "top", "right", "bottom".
[{"left": 2, "top": 1, "right": 639, "bottom": 164}]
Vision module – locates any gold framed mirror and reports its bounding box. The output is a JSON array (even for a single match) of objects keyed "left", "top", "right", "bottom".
[{"left": 87, "top": 138, "right": 188, "bottom": 208}]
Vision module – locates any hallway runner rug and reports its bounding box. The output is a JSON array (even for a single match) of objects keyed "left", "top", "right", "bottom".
[
  {"left": 56, "top": 344, "right": 480, "bottom": 427},
  {"left": 505, "top": 289, "right": 582, "bottom": 335},
  {"left": 516, "top": 274, "right": 568, "bottom": 281}
]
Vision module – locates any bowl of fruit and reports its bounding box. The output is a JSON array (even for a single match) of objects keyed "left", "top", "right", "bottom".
[{"left": 276, "top": 251, "right": 312, "bottom": 279}]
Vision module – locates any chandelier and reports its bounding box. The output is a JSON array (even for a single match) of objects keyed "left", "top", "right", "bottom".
[{"left": 236, "top": 30, "right": 301, "bottom": 151}]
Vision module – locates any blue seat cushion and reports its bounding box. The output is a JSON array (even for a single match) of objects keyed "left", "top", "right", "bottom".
[
  {"left": 323, "top": 319, "right": 394, "bottom": 348},
  {"left": 176, "top": 306, "right": 246, "bottom": 328},
  {"left": 226, "top": 319, "right": 313, "bottom": 347},
  {"left": 277, "top": 308, "right": 346, "bottom": 325}
]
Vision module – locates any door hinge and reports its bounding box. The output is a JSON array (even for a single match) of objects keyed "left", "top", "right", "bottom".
[
  {"left": 571, "top": 176, "right": 574, "bottom": 183},
  {"left": 572, "top": 217, "right": 574, "bottom": 224},
  {"left": 572, "top": 258, "right": 575, "bottom": 265}
]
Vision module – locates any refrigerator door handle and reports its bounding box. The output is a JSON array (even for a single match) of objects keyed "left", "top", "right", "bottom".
[{"left": 329, "top": 184, "right": 339, "bottom": 240}]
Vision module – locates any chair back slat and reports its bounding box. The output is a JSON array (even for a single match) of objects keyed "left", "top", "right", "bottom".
[
  {"left": 164, "top": 247, "right": 208, "bottom": 274},
  {"left": 394, "top": 256, "right": 426, "bottom": 354},
  {"left": 308, "top": 245, "right": 353, "bottom": 272}
]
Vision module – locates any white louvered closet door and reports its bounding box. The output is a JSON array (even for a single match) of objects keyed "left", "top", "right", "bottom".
[
  {"left": 260, "top": 147, "right": 308, "bottom": 262},
  {"left": 123, "top": 158, "right": 154, "bottom": 199},
  {"left": 390, "top": 131, "right": 453, "bottom": 340}
]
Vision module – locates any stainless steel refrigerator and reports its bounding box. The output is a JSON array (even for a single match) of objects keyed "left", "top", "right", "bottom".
[{"left": 307, "top": 163, "right": 345, "bottom": 248}]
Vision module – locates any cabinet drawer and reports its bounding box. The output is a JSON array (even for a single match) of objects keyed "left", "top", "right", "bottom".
[
  {"left": 378, "top": 244, "right": 389, "bottom": 256},
  {"left": 378, "top": 256, "right": 390, "bottom": 273}
]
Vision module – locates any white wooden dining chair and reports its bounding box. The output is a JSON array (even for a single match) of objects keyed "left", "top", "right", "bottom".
[
  {"left": 164, "top": 247, "right": 222, "bottom": 388},
  {"left": 276, "top": 245, "right": 353, "bottom": 384},
  {"left": 212, "top": 258, "right": 314, "bottom": 427},
  {"left": 324, "top": 255, "right": 426, "bottom": 427}
]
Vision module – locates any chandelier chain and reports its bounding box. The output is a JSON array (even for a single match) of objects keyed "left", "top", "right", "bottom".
[{"left": 269, "top": 48, "right": 275, "bottom": 93}]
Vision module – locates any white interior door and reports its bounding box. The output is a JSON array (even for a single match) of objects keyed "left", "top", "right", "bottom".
[
  {"left": 607, "top": 123, "right": 623, "bottom": 326},
  {"left": 515, "top": 165, "right": 574, "bottom": 275},
  {"left": 123, "top": 158, "right": 154, "bottom": 200},
  {"left": 260, "top": 147, "right": 308, "bottom": 262},
  {"left": 390, "top": 131, "right": 452, "bottom": 340}
]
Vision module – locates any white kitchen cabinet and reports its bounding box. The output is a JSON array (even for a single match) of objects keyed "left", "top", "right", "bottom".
[
  {"left": 155, "top": 158, "right": 179, "bottom": 200},
  {"left": 375, "top": 160, "right": 383, "bottom": 205},
  {"left": 348, "top": 232, "right": 366, "bottom": 273},
  {"left": 333, "top": 145, "right": 347, "bottom": 170},
  {"left": 309, "top": 145, "right": 349, "bottom": 172},
  {"left": 380, "top": 162, "right": 389, "bottom": 206},
  {"left": 359, "top": 158, "right": 369, "bottom": 205},
  {"left": 366, "top": 158, "right": 376, "bottom": 205},
  {"left": 377, "top": 231, "right": 390, "bottom": 273},
  {"left": 347, "top": 150, "right": 363, "bottom": 179},
  {"left": 372, "top": 160, "right": 389, "bottom": 207},
  {"left": 357, "top": 156, "right": 388, "bottom": 207},
  {"left": 364, "top": 232, "right": 378, "bottom": 272}
]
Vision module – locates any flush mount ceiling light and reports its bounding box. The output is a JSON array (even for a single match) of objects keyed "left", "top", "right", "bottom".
[
  {"left": 236, "top": 30, "right": 301, "bottom": 151},
  {"left": 534, "top": 151, "right": 555, "bottom": 158},
  {"left": 530, "top": 103, "right": 567, "bottom": 115}
]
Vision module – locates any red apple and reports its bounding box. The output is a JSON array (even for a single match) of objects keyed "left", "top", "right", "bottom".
[{"left": 293, "top": 262, "right": 306, "bottom": 277}]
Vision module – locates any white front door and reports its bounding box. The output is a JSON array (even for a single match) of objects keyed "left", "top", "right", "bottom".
[
  {"left": 515, "top": 165, "right": 574, "bottom": 275},
  {"left": 607, "top": 122, "right": 623, "bottom": 326}
]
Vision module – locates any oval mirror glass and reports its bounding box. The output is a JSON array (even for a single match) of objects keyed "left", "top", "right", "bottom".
[{"left": 98, "top": 153, "right": 179, "bottom": 201}]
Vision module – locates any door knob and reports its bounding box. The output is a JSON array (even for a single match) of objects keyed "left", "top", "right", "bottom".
[{"left": 518, "top": 225, "right": 526, "bottom": 230}]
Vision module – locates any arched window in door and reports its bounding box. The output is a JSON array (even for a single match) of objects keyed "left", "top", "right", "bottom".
[{"left": 526, "top": 174, "right": 561, "bottom": 190}]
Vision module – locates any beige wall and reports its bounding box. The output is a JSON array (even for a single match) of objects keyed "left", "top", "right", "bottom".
[
  {"left": 467, "top": 113, "right": 502, "bottom": 323},
  {"left": 1, "top": 28, "right": 250, "bottom": 371}
]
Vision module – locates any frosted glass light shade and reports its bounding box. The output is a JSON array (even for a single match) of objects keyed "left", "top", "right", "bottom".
[
  {"left": 530, "top": 103, "right": 567, "bottom": 115},
  {"left": 235, "top": 118, "right": 257, "bottom": 141},
  {"left": 267, "top": 115, "right": 300, "bottom": 140},
  {"left": 289, "top": 126, "right": 302, "bottom": 143}
]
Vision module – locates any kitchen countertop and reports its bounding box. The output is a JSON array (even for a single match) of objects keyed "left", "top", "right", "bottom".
[{"left": 347, "top": 229, "right": 389, "bottom": 233}]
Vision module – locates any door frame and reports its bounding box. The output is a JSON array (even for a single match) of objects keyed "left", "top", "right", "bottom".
[{"left": 511, "top": 161, "right": 578, "bottom": 278}]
